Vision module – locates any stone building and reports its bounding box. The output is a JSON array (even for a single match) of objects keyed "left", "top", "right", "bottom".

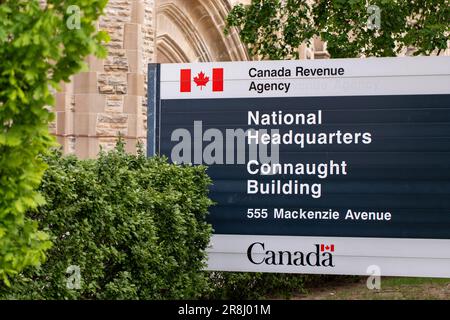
[{"left": 50, "top": 0, "right": 330, "bottom": 158}]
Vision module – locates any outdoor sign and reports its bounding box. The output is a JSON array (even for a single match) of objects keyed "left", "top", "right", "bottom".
[{"left": 148, "top": 56, "right": 450, "bottom": 277}]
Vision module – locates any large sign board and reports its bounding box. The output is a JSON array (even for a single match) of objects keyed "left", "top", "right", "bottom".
[{"left": 148, "top": 56, "right": 450, "bottom": 277}]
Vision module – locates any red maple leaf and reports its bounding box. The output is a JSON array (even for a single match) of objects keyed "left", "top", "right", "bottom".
[{"left": 193, "top": 71, "right": 209, "bottom": 90}]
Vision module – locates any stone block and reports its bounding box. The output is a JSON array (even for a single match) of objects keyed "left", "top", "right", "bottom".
[{"left": 74, "top": 72, "right": 98, "bottom": 94}]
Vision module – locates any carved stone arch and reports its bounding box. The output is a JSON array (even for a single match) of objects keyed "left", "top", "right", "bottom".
[
  {"left": 157, "top": 3, "right": 212, "bottom": 63},
  {"left": 156, "top": 0, "right": 249, "bottom": 63},
  {"left": 196, "top": 0, "right": 250, "bottom": 61},
  {"left": 157, "top": 34, "right": 191, "bottom": 63}
]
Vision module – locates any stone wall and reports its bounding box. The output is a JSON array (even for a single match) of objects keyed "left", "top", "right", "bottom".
[{"left": 54, "top": 0, "right": 155, "bottom": 158}]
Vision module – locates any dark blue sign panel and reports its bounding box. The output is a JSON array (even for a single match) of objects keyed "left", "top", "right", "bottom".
[{"left": 158, "top": 94, "right": 450, "bottom": 239}]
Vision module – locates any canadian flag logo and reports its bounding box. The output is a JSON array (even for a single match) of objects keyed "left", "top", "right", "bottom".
[
  {"left": 320, "top": 244, "right": 335, "bottom": 252},
  {"left": 180, "top": 68, "right": 224, "bottom": 92}
]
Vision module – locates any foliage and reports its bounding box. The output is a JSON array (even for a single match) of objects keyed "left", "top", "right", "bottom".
[
  {"left": 0, "top": 142, "right": 214, "bottom": 299},
  {"left": 225, "top": 0, "right": 315, "bottom": 59},
  {"left": 207, "top": 272, "right": 311, "bottom": 299},
  {"left": 0, "top": 0, "right": 109, "bottom": 283},
  {"left": 226, "top": 0, "right": 450, "bottom": 59},
  {"left": 313, "top": 0, "right": 449, "bottom": 58}
]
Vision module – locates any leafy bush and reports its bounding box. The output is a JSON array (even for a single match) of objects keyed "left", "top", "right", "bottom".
[
  {"left": 226, "top": 0, "right": 449, "bottom": 59},
  {"left": 207, "top": 272, "right": 311, "bottom": 299},
  {"left": 0, "top": 142, "right": 213, "bottom": 299},
  {"left": 0, "top": 0, "right": 108, "bottom": 283}
]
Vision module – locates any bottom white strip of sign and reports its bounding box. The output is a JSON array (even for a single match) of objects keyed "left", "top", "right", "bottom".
[{"left": 206, "top": 235, "right": 450, "bottom": 278}]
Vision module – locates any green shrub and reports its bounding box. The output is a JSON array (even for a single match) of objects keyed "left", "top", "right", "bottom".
[
  {"left": 207, "top": 272, "right": 311, "bottom": 299},
  {"left": 0, "top": 0, "right": 108, "bottom": 283},
  {"left": 206, "top": 272, "right": 361, "bottom": 299},
  {"left": 0, "top": 142, "right": 213, "bottom": 299}
]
